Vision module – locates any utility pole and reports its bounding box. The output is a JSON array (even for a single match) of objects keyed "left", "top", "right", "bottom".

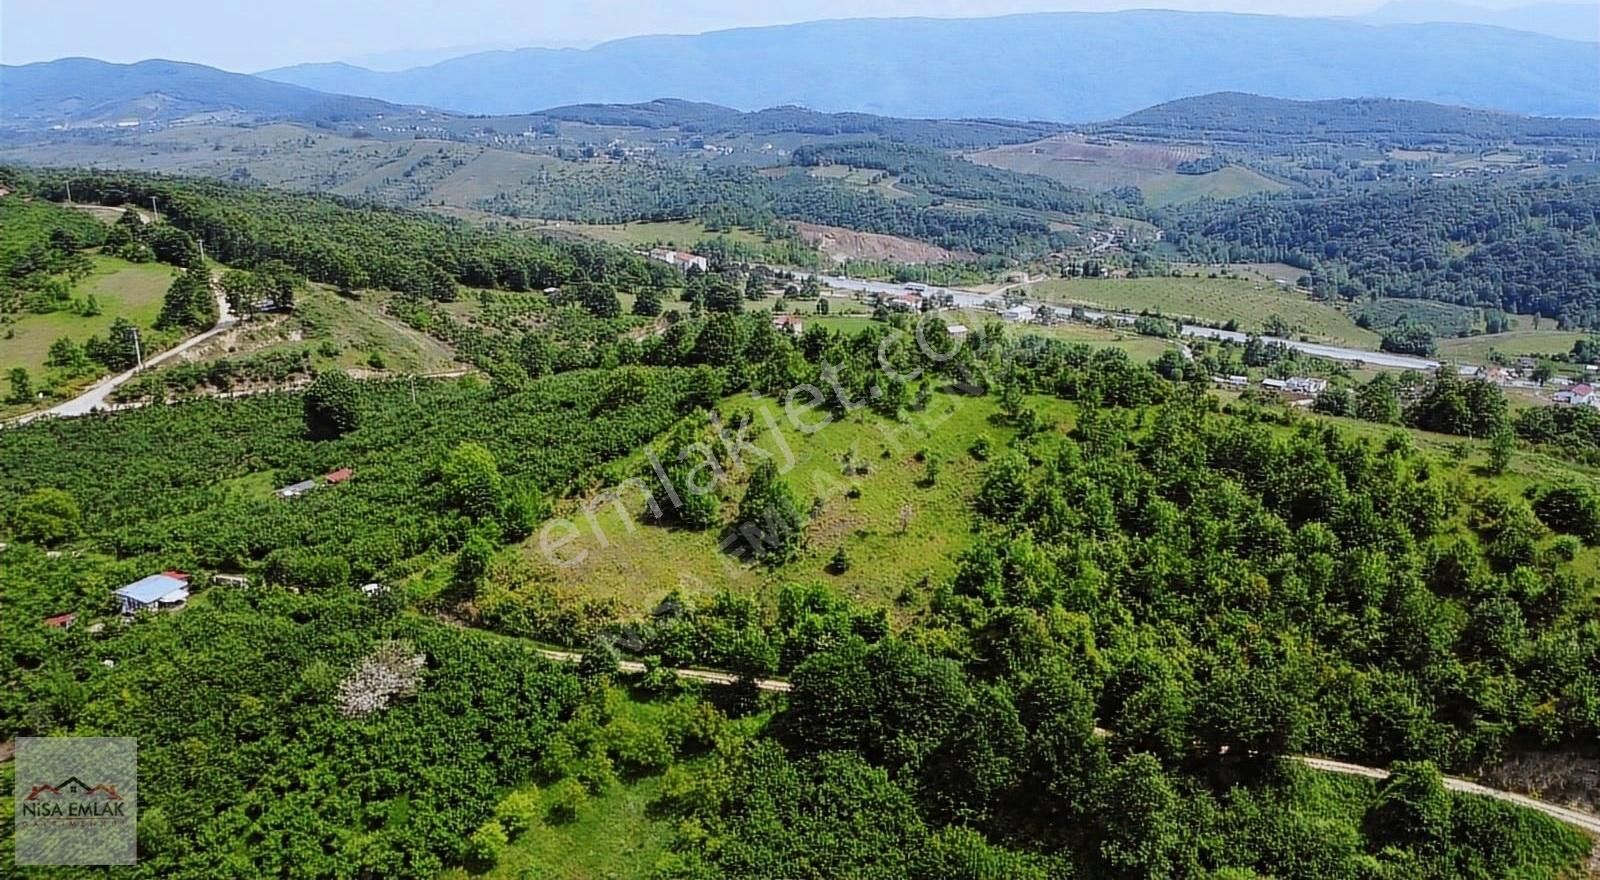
[
  {"left": 128, "top": 326, "right": 144, "bottom": 371},
  {"left": 65, "top": 181, "right": 72, "bottom": 204},
  {"left": 150, "top": 196, "right": 159, "bottom": 221}
]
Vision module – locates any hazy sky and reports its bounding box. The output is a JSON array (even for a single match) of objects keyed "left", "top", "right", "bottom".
[{"left": 0, "top": 0, "right": 1524, "bottom": 70}]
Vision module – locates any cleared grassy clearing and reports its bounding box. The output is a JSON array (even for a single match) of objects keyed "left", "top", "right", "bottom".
[
  {"left": 1437, "top": 330, "right": 1591, "bottom": 363},
  {"left": 566, "top": 219, "right": 766, "bottom": 248},
  {"left": 806, "top": 164, "right": 915, "bottom": 199},
  {"left": 1025, "top": 321, "right": 1181, "bottom": 361},
  {"left": 434, "top": 687, "right": 761, "bottom": 880},
  {"left": 1, "top": 255, "right": 174, "bottom": 377},
  {"left": 1140, "top": 166, "right": 1290, "bottom": 205},
  {"left": 184, "top": 287, "right": 464, "bottom": 375},
  {"left": 514, "top": 390, "right": 1072, "bottom": 617},
  {"left": 968, "top": 136, "right": 1286, "bottom": 204},
  {"left": 1027, "top": 276, "right": 1381, "bottom": 347}
]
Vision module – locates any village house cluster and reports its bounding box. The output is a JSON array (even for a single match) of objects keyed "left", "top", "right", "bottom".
[{"left": 647, "top": 248, "right": 709, "bottom": 272}]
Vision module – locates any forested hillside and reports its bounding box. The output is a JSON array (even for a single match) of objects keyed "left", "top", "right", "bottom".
[
  {"left": 1167, "top": 179, "right": 1600, "bottom": 328},
  {"left": 1099, "top": 92, "right": 1600, "bottom": 148},
  {"left": 528, "top": 98, "right": 1067, "bottom": 148}
]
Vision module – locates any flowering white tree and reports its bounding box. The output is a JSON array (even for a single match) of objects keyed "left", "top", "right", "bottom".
[{"left": 336, "top": 640, "right": 426, "bottom": 718}]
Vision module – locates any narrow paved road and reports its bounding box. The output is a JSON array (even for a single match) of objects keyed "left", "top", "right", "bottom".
[
  {"left": 537, "top": 647, "right": 1596, "bottom": 835},
  {"left": 800, "top": 272, "right": 1444, "bottom": 371},
  {"left": 10, "top": 274, "right": 234, "bottom": 426}
]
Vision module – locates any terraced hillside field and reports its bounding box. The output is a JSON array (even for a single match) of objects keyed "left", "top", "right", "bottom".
[{"left": 969, "top": 133, "right": 1289, "bottom": 205}]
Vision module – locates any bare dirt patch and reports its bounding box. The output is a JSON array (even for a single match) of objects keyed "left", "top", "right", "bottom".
[{"left": 791, "top": 222, "right": 969, "bottom": 264}]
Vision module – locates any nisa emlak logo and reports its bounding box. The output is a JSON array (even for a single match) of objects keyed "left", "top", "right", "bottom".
[{"left": 21, "top": 776, "right": 127, "bottom": 818}]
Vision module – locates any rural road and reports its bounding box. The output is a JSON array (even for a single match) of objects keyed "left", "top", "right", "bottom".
[
  {"left": 9, "top": 274, "right": 234, "bottom": 426},
  {"left": 534, "top": 648, "right": 792, "bottom": 692},
  {"left": 1296, "top": 757, "right": 1600, "bottom": 837},
  {"left": 536, "top": 646, "right": 1598, "bottom": 835},
  {"left": 801, "top": 272, "right": 1445, "bottom": 372}
]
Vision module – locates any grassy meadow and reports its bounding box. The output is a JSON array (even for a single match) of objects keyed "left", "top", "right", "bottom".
[
  {"left": 1, "top": 255, "right": 173, "bottom": 371},
  {"left": 566, "top": 219, "right": 767, "bottom": 249},
  {"left": 1026, "top": 275, "right": 1382, "bottom": 347},
  {"left": 1437, "top": 329, "right": 1592, "bottom": 363},
  {"left": 512, "top": 390, "right": 1074, "bottom": 618},
  {"left": 196, "top": 287, "right": 464, "bottom": 375}
]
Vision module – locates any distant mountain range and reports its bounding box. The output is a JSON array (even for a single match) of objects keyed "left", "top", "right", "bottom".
[
  {"left": 0, "top": 57, "right": 408, "bottom": 127},
  {"left": 1358, "top": 0, "right": 1599, "bottom": 41},
  {"left": 252, "top": 11, "right": 1599, "bottom": 120}
]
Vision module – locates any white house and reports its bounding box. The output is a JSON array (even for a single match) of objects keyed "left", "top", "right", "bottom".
[
  {"left": 772, "top": 314, "right": 805, "bottom": 336},
  {"left": 1284, "top": 377, "right": 1328, "bottom": 395},
  {"left": 114, "top": 573, "right": 190, "bottom": 614},
  {"left": 946, "top": 324, "right": 969, "bottom": 338},
  {"left": 1001, "top": 304, "right": 1035, "bottom": 323},
  {"left": 647, "top": 248, "right": 709, "bottom": 272}
]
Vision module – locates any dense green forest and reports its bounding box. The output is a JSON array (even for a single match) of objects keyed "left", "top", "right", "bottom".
[
  {"left": 1166, "top": 179, "right": 1600, "bottom": 329},
  {"left": 20, "top": 170, "right": 680, "bottom": 299},
  {"left": 523, "top": 98, "right": 1067, "bottom": 148}
]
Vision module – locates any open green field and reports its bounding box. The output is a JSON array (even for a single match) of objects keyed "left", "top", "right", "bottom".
[
  {"left": 1028, "top": 321, "right": 1181, "bottom": 361},
  {"left": 968, "top": 136, "right": 1288, "bottom": 205},
  {"left": 566, "top": 219, "right": 766, "bottom": 249},
  {"left": 448, "top": 772, "right": 676, "bottom": 880},
  {"left": 1139, "top": 166, "right": 1291, "bottom": 206},
  {"left": 1437, "top": 329, "right": 1592, "bottom": 363},
  {"left": 179, "top": 286, "right": 465, "bottom": 376},
  {"left": 513, "top": 390, "right": 1072, "bottom": 617},
  {"left": 806, "top": 163, "right": 917, "bottom": 200},
  {"left": 1027, "top": 276, "right": 1382, "bottom": 347},
  {"left": 1, "top": 254, "right": 174, "bottom": 377}
]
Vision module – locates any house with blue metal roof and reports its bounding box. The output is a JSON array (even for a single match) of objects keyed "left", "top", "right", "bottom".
[{"left": 114, "top": 573, "right": 190, "bottom": 614}]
